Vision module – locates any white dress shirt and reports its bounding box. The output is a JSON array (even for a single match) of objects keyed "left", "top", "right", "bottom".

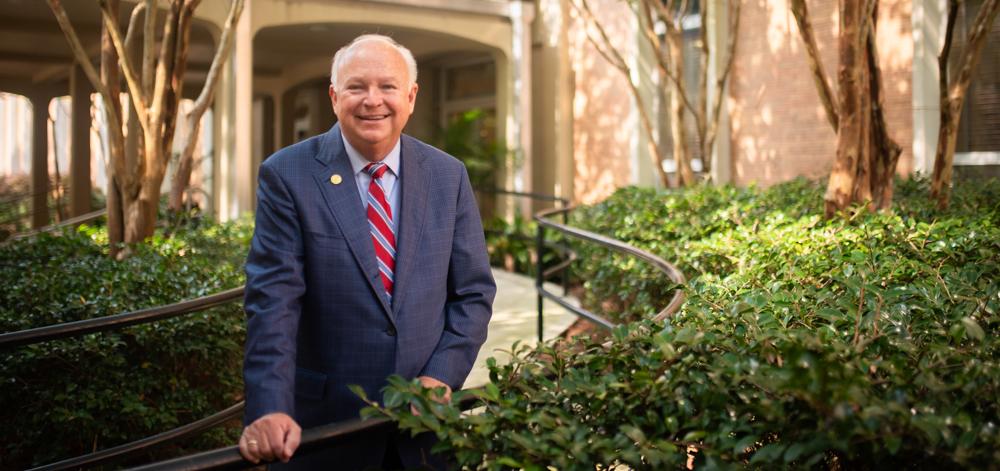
[{"left": 341, "top": 132, "right": 401, "bottom": 231}]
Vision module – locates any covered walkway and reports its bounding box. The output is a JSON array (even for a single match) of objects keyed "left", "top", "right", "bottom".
[{"left": 464, "top": 269, "right": 578, "bottom": 388}]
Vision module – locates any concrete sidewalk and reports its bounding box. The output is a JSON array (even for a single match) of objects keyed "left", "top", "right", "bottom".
[{"left": 463, "top": 269, "right": 578, "bottom": 389}]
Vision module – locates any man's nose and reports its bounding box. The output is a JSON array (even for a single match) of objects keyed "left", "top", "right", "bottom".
[{"left": 363, "top": 87, "right": 385, "bottom": 106}]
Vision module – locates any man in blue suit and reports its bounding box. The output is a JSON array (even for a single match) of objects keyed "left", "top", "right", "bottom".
[{"left": 238, "top": 34, "right": 496, "bottom": 469}]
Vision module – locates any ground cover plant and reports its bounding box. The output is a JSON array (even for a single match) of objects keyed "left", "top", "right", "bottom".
[
  {"left": 365, "top": 177, "right": 1000, "bottom": 469},
  {"left": 0, "top": 219, "right": 251, "bottom": 469}
]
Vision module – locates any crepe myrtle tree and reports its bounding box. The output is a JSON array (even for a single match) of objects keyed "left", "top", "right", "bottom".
[
  {"left": 792, "top": 0, "right": 999, "bottom": 215},
  {"left": 47, "top": 0, "right": 243, "bottom": 256},
  {"left": 573, "top": 0, "right": 741, "bottom": 188},
  {"left": 790, "top": 0, "right": 902, "bottom": 217},
  {"left": 931, "top": 0, "right": 1000, "bottom": 209}
]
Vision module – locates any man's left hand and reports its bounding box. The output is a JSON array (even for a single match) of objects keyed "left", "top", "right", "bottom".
[
  {"left": 412, "top": 376, "right": 452, "bottom": 415},
  {"left": 417, "top": 375, "right": 452, "bottom": 403}
]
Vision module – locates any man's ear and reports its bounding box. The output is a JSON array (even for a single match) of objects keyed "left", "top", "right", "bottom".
[
  {"left": 407, "top": 82, "right": 419, "bottom": 114},
  {"left": 328, "top": 84, "right": 339, "bottom": 111}
]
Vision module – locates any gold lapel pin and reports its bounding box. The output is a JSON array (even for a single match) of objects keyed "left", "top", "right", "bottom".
[{"left": 330, "top": 174, "right": 343, "bottom": 185}]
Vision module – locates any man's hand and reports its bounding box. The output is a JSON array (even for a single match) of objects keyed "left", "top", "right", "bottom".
[
  {"left": 418, "top": 375, "right": 453, "bottom": 403},
  {"left": 412, "top": 376, "right": 453, "bottom": 416},
  {"left": 239, "top": 412, "right": 301, "bottom": 464}
]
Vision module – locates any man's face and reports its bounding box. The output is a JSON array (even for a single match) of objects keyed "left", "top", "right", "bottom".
[{"left": 329, "top": 40, "right": 418, "bottom": 160}]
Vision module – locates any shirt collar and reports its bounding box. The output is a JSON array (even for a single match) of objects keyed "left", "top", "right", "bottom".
[{"left": 342, "top": 131, "right": 401, "bottom": 178}]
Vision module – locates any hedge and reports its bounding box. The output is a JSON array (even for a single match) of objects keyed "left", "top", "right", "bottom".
[
  {"left": 0, "top": 220, "right": 251, "bottom": 469},
  {"left": 365, "top": 177, "right": 1000, "bottom": 469}
]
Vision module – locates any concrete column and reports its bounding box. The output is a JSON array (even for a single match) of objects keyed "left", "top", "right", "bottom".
[
  {"left": 507, "top": 1, "right": 534, "bottom": 216},
  {"left": 70, "top": 64, "right": 92, "bottom": 216},
  {"left": 29, "top": 95, "right": 49, "bottom": 229},
  {"left": 215, "top": 1, "right": 254, "bottom": 220},
  {"left": 234, "top": 3, "right": 254, "bottom": 215},
  {"left": 633, "top": 8, "right": 658, "bottom": 188},
  {"left": 706, "top": 0, "right": 732, "bottom": 184},
  {"left": 531, "top": 0, "right": 576, "bottom": 208},
  {"left": 214, "top": 46, "right": 233, "bottom": 220},
  {"left": 912, "top": 0, "right": 945, "bottom": 176}
]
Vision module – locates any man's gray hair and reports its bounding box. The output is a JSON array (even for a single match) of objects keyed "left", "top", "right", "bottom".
[{"left": 329, "top": 34, "right": 418, "bottom": 88}]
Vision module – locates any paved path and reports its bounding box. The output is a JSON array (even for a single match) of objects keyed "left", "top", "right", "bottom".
[{"left": 463, "top": 269, "right": 578, "bottom": 389}]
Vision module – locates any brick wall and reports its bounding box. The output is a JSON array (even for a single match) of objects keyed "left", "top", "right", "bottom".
[{"left": 568, "top": 0, "right": 637, "bottom": 204}]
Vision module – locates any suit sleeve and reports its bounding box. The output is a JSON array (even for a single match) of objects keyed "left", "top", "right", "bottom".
[
  {"left": 243, "top": 162, "right": 305, "bottom": 424},
  {"left": 419, "top": 167, "right": 497, "bottom": 389}
]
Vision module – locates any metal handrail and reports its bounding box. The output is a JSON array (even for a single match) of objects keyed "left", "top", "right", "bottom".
[
  {"left": 486, "top": 187, "right": 570, "bottom": 206},
  {"left": 7, "top": 208, "right": 107, "bottom": 242},
  {"left": 29, "top": 402, "right": 246, "bottom": 471},
  {"left": 0, "top": 286, "right": 244, "bottom": 349},
  {"left": 533, "top": 205, "right": 686, "bottom": 339},
  {"left": 126, "top": 394, "right": 481, "bottom": 471}
]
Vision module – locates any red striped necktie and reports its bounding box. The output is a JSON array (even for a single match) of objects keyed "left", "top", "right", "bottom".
[{"left": 364, "top": 162, "right": 395, "bottom": 299}]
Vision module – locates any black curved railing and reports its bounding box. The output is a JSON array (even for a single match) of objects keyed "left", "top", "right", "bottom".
[
  {"left": 5, "top": 208, "right": 107, "bottom": 243},
  {"left": 5, "top": 189, "right": 685, "bottom": 470},
  {"left": 0, "top": 286, "right": 242, "bottom": 349},
  {"left": 534, "top": 205, "right": 686, "bottom": 337},
  {"left": 30, "top": 403, "right": 246, "bottom": 471}
]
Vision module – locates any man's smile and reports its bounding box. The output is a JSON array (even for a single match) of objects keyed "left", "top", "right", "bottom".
[{"left": 358, "top": 114, "right": 390, "bottom": 121}]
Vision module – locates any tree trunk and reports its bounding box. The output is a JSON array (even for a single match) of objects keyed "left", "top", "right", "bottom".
[
  {"left": 823, "top": 0, "right": 901, "bottom": 217},
  {"left": 101, "top": 0, "right": 124, "bottom": 256},
  {"left": 826, "top": 0, "right": 865, "bottom": 217},
  {"left": 866, "top": 17, "right": 902, "bottom": 210}
]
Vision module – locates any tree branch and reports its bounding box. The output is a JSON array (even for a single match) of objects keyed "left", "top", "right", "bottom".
[
  {"left": 45, "top": 0, "right": 126, "bottom": 182},
  {"left": 571, "top": 0, "right": 670, "bottom": 186},
  {"left": 790, "top": 0, "right": 840, "bottom": 132},
  {"left": 98, "top": 0, "right": 150, "bottom": 134},
  {"left": 939, "top": 0, "right": 959, "bottom": 93},
  {"left": 636, "top": 0, "right": 699, "bottom": 119},
  {"left": 574, "top": 0, "right": 629, "bottom": 71},
  {"left": 190, "top": 0, "right": 242, "bottom": 116},
  {"left": 150, "top": 1, "right": 180, "bottom": 136},
  {"left": 142, "top": 0, "right": 156, "bottom": 101},
  {"left": 123, "top": 2, "right": 146, "bottom": 52},
  {"left": 949, "top": 0, "right": 999, "bottom": 101}
]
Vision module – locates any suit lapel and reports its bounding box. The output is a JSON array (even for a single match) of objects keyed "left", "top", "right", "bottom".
[
  {"left": 312, "top": 126, "right": 395, "bottom": 322},
  {"left": 392, "top": 136, "right": 429, "bottom": 315}
]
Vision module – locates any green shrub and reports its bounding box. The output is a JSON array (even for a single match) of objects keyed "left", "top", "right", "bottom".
[
  {"left": 367, "top": 177, "right": 1000, "bottom": 469},
  {"left": 0, "top": 219, "right": 251, "bottom": 469}
]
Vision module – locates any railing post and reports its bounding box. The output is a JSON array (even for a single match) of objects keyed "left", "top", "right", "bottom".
[
  {"left": 536, "top": 219, "right": 544, "bottom": 344},
  {"left": 561, "top": 202, "right": 570, "bottom": 296}
]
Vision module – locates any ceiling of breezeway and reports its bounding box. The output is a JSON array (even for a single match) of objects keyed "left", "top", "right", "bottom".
[
  {"left": 253, "top": 22, "right": 497, "bottom": 80},
  {"left": 0, "top": 0, "right": 217, "bottom": 96}
]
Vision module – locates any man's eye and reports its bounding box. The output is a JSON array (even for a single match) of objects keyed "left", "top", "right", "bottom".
[{"left": 382, "top": 85, "right": 397, "bottom": 90}]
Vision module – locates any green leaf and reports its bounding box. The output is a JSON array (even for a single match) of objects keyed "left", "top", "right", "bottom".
[
  {"left": 885, "top": 436, "right": 902, "bottom": 455},
  {"left": 732, "top": 435, "right": 757, "bottom": 455},
  {"left": 348, "top": 384, "right": 370, "bottom": 403},
  {"left": 683, "top": 430, "right": 707, "bottom": 442},
  {"left": 783, "top": 442, "right": 806, "bottom": 462},
  {"left": 961, "top": 316, "right": 985, "bottom": 341}
]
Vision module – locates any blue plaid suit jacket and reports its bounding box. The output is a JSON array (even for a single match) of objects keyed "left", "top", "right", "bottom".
[{"left": 243, "top": 124, "right": 495, "bottom": 466}]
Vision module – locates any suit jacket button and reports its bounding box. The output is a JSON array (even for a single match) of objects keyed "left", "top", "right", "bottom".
[{"left": 385, "top": 326, "right": 397, "bottom": 337}]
